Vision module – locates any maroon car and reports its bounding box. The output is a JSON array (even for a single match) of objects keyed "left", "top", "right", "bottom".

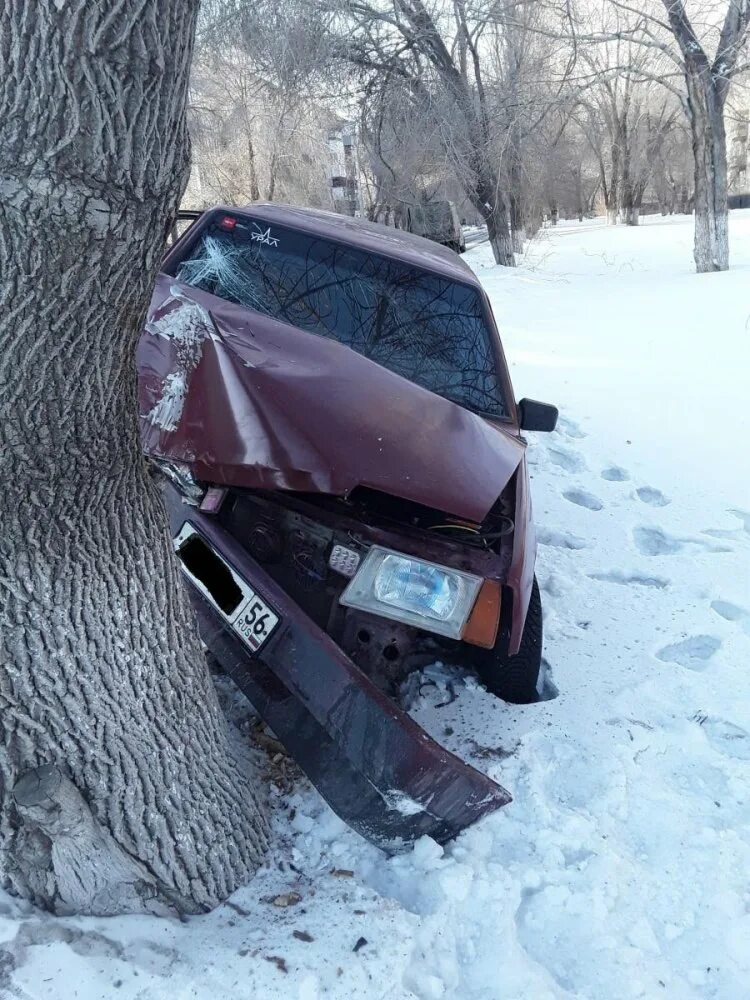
[{"left": 138, "top": 204, "right": 557, "bottom": 848}]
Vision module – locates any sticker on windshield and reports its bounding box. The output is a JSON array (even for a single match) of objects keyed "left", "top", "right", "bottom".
[{"left": 251, "top": 224, "right": 279, "bottom": 247}]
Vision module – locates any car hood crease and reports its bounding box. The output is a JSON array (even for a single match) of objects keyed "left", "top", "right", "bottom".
[{"left": 138, "top": 274, "right": 526, "bottom": 523}]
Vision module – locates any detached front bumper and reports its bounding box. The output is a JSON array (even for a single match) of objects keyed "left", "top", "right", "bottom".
[{"left": 164, "top": 485, "right": 511, "bottom": 850}]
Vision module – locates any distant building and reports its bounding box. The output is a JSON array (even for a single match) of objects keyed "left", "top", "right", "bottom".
[{"left": 327, "top": 125, "right": 360, "bottom": 216}]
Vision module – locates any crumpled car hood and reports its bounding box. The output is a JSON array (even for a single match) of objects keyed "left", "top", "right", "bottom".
[{"left": 137, "top": 274, "right": 525, "bottom": 523}]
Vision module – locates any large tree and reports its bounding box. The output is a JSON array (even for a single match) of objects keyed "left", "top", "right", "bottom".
[
  {"left": 658, "top": 0, "right": 750, "bottom": 270},
  {"left": 569, "top": 0, "right": 750, "bottom": 270},
  {"left": 0, "top": 1, "right": 267, "bottom": 915}
]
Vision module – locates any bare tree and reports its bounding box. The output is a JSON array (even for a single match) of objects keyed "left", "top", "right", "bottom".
[
  {"left": 491, "top": 0, "right": 574, "bottom": 247},
  {"left": 0, "top": 1, "right": 268, "bottom": 915},
  {"left": 657, "top": 0, "right": 750, "bottom": 268},
  {"left": 651, "top": 119, "right": 695, "bottom": 212},
  {"left": 358, "top": 75, "right": 453, "bottom": 221},
  {"left": 315, "top": 0, "right": 517, "bottom": 264},
  {"left": 620, "top": 97, "right": 678, "bottom": 223},
  {"left": 188, "top": 47, "right": 337, "bottom": 208},
  {"left": 566, "top": 0, "right": 750, "bottom": 268},
  {"left": 528, "top": 119, "right": 601, "bottom": 222},
  {"left": 188, "top": 0, "right": 339, "bottom": 208}
]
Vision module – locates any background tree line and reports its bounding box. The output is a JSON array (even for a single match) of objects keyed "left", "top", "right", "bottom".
[{"left": 193, "top": 0, "right": 750, "bottom": 272}]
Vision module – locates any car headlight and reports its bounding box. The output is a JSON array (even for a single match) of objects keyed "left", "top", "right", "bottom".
[{"left": 339, "top": 545, "right": 483, "bottom": 639}]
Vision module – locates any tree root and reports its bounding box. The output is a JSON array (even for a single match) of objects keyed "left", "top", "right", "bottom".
[{"left": 12, "top": 765, "right": 188, "bottom": 917}]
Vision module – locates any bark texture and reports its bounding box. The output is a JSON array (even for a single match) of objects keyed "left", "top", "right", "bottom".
[
  {"left": 0, "top": 1, "right": 268, "bottom": 915},
  {"left": 485, "top": 203, "right": 515, "bottom": 266},
  {"left": 686, "top": 72, "right": 729, "bottom": 272}
]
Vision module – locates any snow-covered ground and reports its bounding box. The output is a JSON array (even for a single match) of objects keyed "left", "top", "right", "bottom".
[{"left": 3, "top": 211, "right": 750, "bottom": 999}]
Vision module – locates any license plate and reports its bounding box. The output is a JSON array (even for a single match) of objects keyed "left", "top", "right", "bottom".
[
  {"left": 173, "top": 523, "right": 280, "bottom": 654},
  {"left": 232, "top": 592, "right": 279, "bottom": 652}
]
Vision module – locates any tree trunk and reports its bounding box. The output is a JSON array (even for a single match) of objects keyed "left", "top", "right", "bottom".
[
  {"left": 508, "top": 134, "right": 524, "bottom": 256},
  {"left": 572, "top": 166, "right": 585, "bottom": 222},
  {"left": 620, "top": 175, "right": 638, "bottom": 225},
  {"left": 486, "top": 203, "right": 515, "bottom": 266},
  {"left": 526, "top": 212, "right": 542, "bottom": 239},
  {"left": 606, "top": 140, "right": 620, "bottom": 225},
  {"left": 0, "top": 1, "right": 268, "bottom": 916},
  {"left": 686, "top": 72, "right": 729, "bottom": 272},
  {"left": 509, "top": 195, "right": 524, "bottom": 255},
  {"left": 247, "top": 135, "right": 261, "bottom": 202},
  {"left": 625, "top": 205, "right": 640, "bottom": 226},
  {"left": 267, "top": 152, "right": 278, "bottom": 202}
]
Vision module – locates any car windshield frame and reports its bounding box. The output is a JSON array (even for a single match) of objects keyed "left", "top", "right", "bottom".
[{"left": 163, "top": 210, "right": 513, "bottom": 423}]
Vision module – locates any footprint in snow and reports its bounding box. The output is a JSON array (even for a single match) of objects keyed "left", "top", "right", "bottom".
[
  {"left": 547, "top": 446, "right": 586, "bottom": 473},
  {"left": 537, "top": 658, "right": 559, "bottom": 701},
  {"left": 633, "top": 526, "right": 732, "bottom": 557},
  {"left": 633, "top": 526, "right": 684, "bottom": 556},
  {"left": 563, "top": 488, "right": 603, "bottom": 511},
  {"left": 656, "top": 635, "right": 721, "bottom": 670},
  {"left": 705, "top": 508, "right": 750, "bottom": 542},
  {"left": 711, "top": 599, "right": 747, "bottom": 622},
  {"left": 711, "top": 600, "right": 750, "bottom": 633},
  {"left": 703, "top": 526, "right": 746, "bottom": 542},
  {"left": 636, "top": 486, "right": 670, "bottom": 507},
  {"left": 696, "top": 716, "right": 750, "bottom": 761},
  {"left": 601, "top": 465, "right": 629, "bottom": 482},
  {"left": 556, "top": 416, "right": 587, "bottom": 440},
  {"left": 589, "top": 570, "right": 669, "bottom": 589},
  {"left": 537, "top": 527, "right": 587, "bottom": 550}
]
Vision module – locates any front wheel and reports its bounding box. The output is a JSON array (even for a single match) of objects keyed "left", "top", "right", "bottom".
[{"left": 474, "top": 577, "right": 542, "bottom": 704}]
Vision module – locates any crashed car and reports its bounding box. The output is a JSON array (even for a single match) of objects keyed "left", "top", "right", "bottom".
[{"left": 137, "top": 204, "right": 558, "bottom": 849}]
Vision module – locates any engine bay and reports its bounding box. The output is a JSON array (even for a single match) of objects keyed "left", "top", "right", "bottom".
[{"left": 216, "top": 484, "right": 515, "bottom": 691}]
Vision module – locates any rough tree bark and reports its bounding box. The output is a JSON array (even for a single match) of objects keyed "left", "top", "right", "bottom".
[{"left": 0, "top": 1, "right": 268, "bottom": 916}]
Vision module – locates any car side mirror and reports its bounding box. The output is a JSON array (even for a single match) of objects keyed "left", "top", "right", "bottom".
[{"left": 518, "top": 398, "right": 558, "bottom": 432}]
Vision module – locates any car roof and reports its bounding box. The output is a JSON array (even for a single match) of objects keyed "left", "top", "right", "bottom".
[{"left": 205, "top": 202, "right": 481, "bottom": 288}]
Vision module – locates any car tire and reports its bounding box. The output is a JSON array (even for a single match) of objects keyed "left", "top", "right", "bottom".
[{"left": 475, "top": 577, "right": 542, "bottom": 704}]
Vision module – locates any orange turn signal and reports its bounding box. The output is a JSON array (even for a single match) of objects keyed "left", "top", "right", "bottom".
[{"left": 462, "top": 580, "right": 501, "bottom": 649}]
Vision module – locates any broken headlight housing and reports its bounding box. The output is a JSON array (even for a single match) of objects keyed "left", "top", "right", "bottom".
[{"left": 339, "top": 545, "right": 483, "bottom": 639}]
